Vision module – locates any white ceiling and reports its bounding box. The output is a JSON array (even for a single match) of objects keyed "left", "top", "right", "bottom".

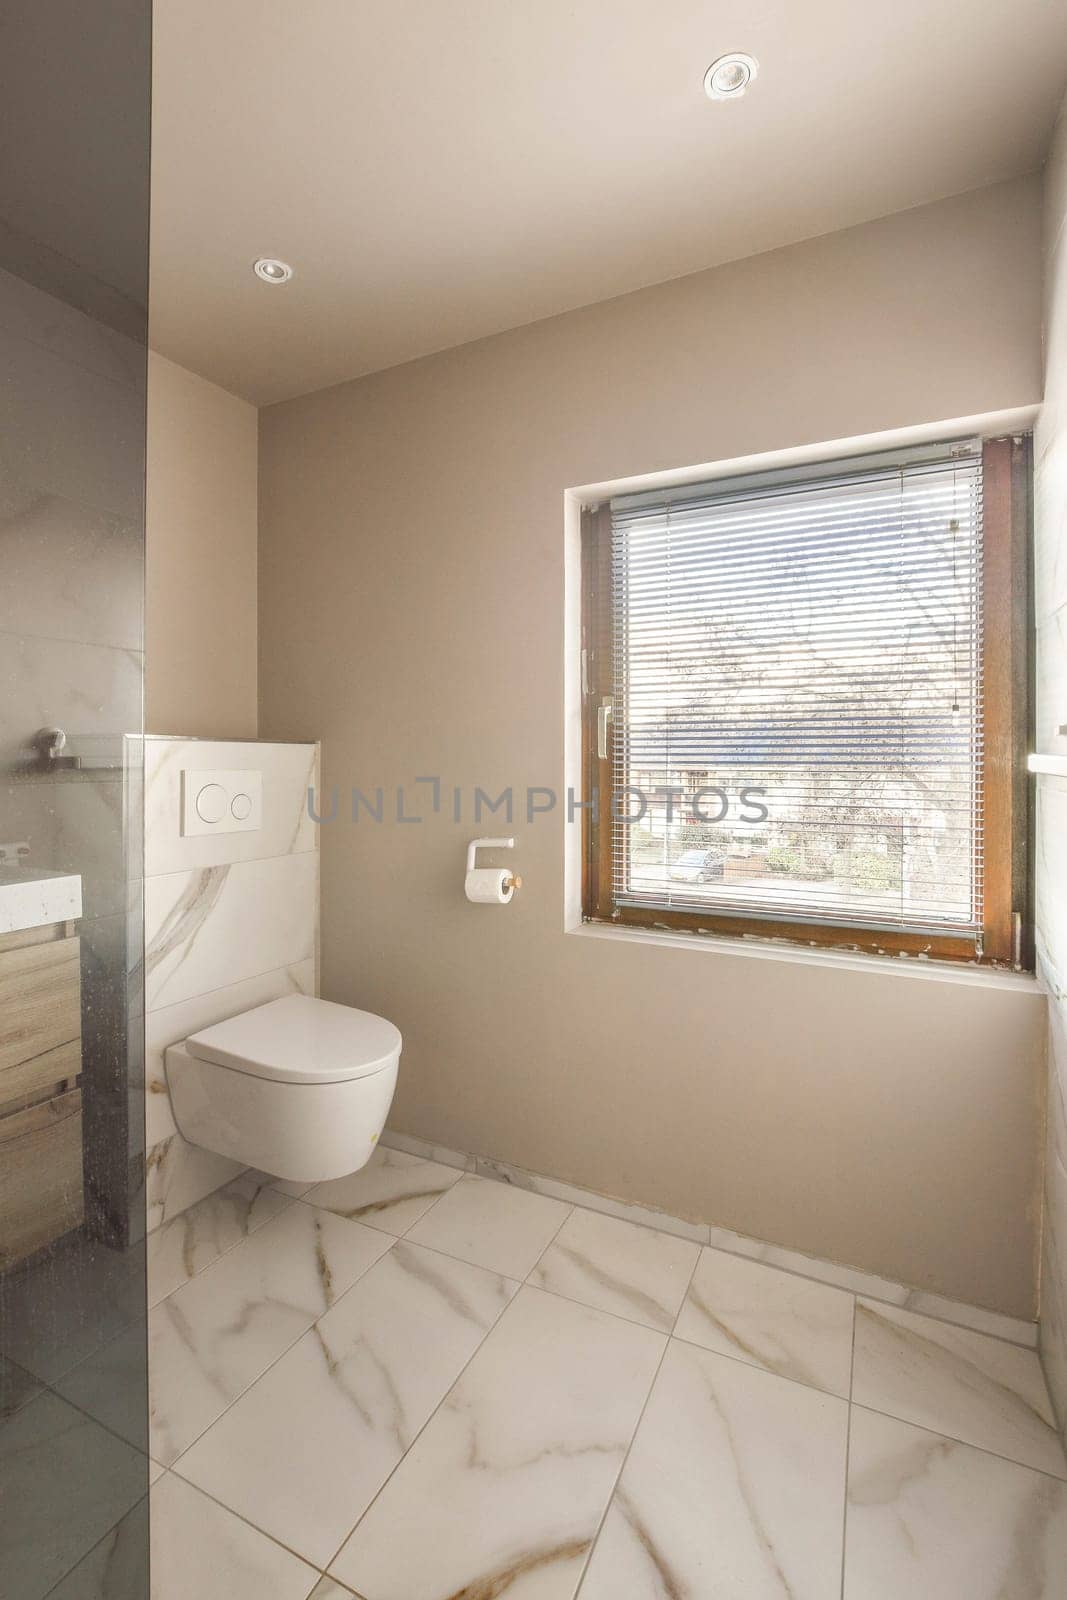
[{"left": 150, "top": 0, "right": 1067, "bottom": 406}]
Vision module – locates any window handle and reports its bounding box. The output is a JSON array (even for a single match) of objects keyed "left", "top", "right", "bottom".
[{"left": 597, "top": 698, "right": 613, "bottom": 761}]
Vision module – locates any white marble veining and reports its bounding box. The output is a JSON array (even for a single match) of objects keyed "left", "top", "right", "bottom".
[
  {"left": 305, "top": 1145, "right": 463, "bottom": 1236},
  {"left": 381, "top": 1129, "right": 1039, "bottom": 1348},
  {"left": 852, "top": 1299, "right": 1067, "bottom": 1479},
  {"left": 140, "top": 1147, "right": 1067, "bottom": 1596},
  {"left": 675, "top": 1245, "right": 855, "bottom": 1397},
  {"left": 148, "top": 1171, "right": 293, "bottom": 1305},
  {"left": 145, "top": 958, "right": 317, "bottom": 1229},
  {"left": 144, "top": 737, "right": 318, "bottom": 875},
  {"left": 580, "top": 1339, "right": 848, "bottom": 1600},
  {"left": 844, "top": 1406, "right": 1067, "bottom": 1599},
  {"left": 0, "top": 864, "right": 81, "bottom": 934},
  {"left": 530, "top": 1205, "right": 700, "bottom": 1332},
  {"left": 149, "top": 1202, "right": 392, "bottom": 1464},
  {"left": 406, "top": 1172, "right": 572, "bottom": 1278},
  {"left": 145, "top": 850, "right": 317, "bottom": 1010},
  {"left": 177, "top": 1240, "right": 519, "bottom": 1566},
  {"left": 150, "top": 1473, "right": 318, "bottom": 1600},
  {"left": 330, "top": 1285, "right": 665, "bottom": 1600}
]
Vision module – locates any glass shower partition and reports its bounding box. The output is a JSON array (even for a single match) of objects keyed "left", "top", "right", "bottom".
[{"left": 0, "top": 4, "right": 152, "bottom": 1597}]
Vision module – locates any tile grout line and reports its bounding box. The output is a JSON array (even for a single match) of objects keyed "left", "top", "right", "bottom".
[
  {"left": 315, "top": 1190, "right": 579, "bottom": 1576},
  {"left": 379, "top": 1135, "right": 1037, "bottom": 1349},
  {"left": 570, "top": 1242, "right": 704, "bottom": 1599},
  {"left": 155, "top": 1218, "right": 398, "bottom": 1472},
  {"left": 316, "top": 1273, "right": 534, "bottom": 1578},
  {"left": 839, "top": 1297, "right": 858, "bottom": 1600},
  {"left": 147, "top": 1181, "right": 298, "bottom": 1307},
  {"left": 845, "top": 1398, "right": 1067, "bottom": 1485}
]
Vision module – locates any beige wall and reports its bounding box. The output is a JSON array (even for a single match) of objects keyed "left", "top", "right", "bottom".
[
  {"left": 1036, "top": 92, "right": 1067, "bottom": 1433},
  {"left": 146, "top": 351, "right": 258, "bottom": 737},
  {"left": 259, "top": 176, "right": 1047, "bottom": 1317}
]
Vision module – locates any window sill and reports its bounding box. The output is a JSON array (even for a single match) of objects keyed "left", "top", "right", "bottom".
[{"left": 568, "top": 919, "right": 1043, "bottom": 993}]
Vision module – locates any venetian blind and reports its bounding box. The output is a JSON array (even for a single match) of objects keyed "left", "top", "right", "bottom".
[{"left": 607, "top": 441, "right": 984, "bottom": 940}]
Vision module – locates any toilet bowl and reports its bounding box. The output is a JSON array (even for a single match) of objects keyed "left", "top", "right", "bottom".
[{"left": 164, "top": 993, "right": 401, "bottom": 1183}]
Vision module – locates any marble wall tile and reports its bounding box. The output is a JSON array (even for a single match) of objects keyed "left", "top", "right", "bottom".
[
  {"left": 150, "top": 1474, "right": 318, "bottom": 1600},
  {"left": 529, "top": 1207, "right": 700, "bottom": 1333},
  {"left": 0, "top": 1391, "right": 146, "bottom": 1600},
  {"left": 304, "top": 1145, "right": 465, "bottom": 1236},
  {"left": 330, "top": 1285, "right": 665, "bottom": 1600},
  {"left": 177, "top": 1241, "right": 520, "bottom": 1567},
  {"left": 0, "top": 325, "right": 146, "bottom": 521},
  {"left": 405, "top": 1173, "right": 571, "bottom": 1279},
  {"left": 844, "top": 1405, "right": 1067, "bottom": 1599},
  {"left": 147, "top": 1172, "right": 293, "bottom": 1305},
  {"left": 580, "top": 1340, "right": 848, "bottom": 1600},
  {"left": 149, "top": 1203, "right": 392, "bottom": 1464},
  {"left": 852, "top": 1300, "right": 1066, "bottom": 1478},
  {"left": 0, "top": 265, "right": 146, "bottom": 392},
  {"left": 144, "top": 850, "right": 318, "bottom": 1011},
  {"left": 144, "top": 738, "right": 318, "bottom": 875},
  {"left": 0, "top": 475, "right": 142, "bottom": 650},
  {"left": 675, "top": 1246, "right": 855, "bottom": 1398},
  {"left": 0, "top": 631, "right": 142, "bottom": 772}
]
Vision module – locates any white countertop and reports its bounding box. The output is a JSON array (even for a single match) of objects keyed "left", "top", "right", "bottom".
[{"left": 0, "top": 867, "right": 82, "bottom": 935}]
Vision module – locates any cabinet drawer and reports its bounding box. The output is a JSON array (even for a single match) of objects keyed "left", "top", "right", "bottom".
[
  {"left": 0, "top": 1038, "right": 81, "bottom": 1113},
  {"left": 0, "top": 935, "right": 81, "bottom": 1073},
  {"left": 0, "top": 1088, "right": 84, "bottom": 1267}
]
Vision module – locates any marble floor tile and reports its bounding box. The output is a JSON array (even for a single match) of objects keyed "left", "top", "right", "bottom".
[
  {"left": 405, "top": 1173, "right": 571, "bottom": 1278},
  {"left": 148, "top": 1171, "right": 293, "bottom": 1305},
  {"left": 149, "top": 1203, "right": 393, "bottom": 1464},
  {"left": 0, "top": 1390, "right": 147, "bottom": 1600},
  {"left": 55, "top": 1316, "right": 147, "bottom": 1452},
  {"left": 304, "top": 1146, "right": 463, "bottom": 1236},
  {"left": 0, "top": 1230, "right": 144, "bottom": 1384},
  {"left": 674, "top": 1247, "right": 855, "bottom": 1398},
  {"left": 46, "top": 1496, "right": 149, "bottom": 1600},
  {"left": 0, "top": 1352, "right": 43, "bottom": 1417},
  {"left": 580, "top": 1340, "right": 848, "bottom": 1600},
  {"left": 529, "top": 1206, "right": 700, "bottom": 1332},
  {"left": 307, "top": 1582, "right": 357, "bottom": 1600},
  {"left": 852, "top": 1300, "right": 1067, "bottom": 1479},
  {"left": 844, "top": 1406, "right": 1067, "bottom": 1599},
  {"left": 177, "top": 1241, "right": 520, "bottom": 1567},
  {"left": 150, "top": 1472, "right": 319, "bottom": 1600},
  {"left": 330, "top": 1285, "right": 664, "bottom": 1600}
]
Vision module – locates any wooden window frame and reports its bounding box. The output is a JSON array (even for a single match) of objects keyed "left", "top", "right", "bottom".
[{"left": 581, "top": 435, "right": 1032, "bottom": 968}]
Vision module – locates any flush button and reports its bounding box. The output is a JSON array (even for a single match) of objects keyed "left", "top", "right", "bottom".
[
  {"left": 231, "top": 792, "right": 253, "bottom": 821},
  {"left": 196, "top": 783, "right": 228, "bottom": 824}
]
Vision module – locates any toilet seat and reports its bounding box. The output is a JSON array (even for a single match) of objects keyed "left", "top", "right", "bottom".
[{"left": 185, "top": 994, "right": 401, "bottom": 1085}]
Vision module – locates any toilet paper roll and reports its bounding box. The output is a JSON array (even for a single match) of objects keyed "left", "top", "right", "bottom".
[{"left": 465, "top": 868, "right": 514, "bottom": 904}]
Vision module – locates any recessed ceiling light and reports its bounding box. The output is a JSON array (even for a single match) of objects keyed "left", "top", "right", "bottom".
[
  {"left": 253, "top": 257, "right": 294, "bottom": 284},
  {"left": 704, "top": 52, "right": 758, "bottom": 101}
]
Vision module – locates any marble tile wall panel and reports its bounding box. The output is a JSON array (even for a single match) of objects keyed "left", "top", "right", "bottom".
[
  {"left": 144, "top": 851, "right": 317, "bottom": 1012},
  {"left": 142, "top": 736, "right": 320, "bottom": 1233},
  {"left": 0, "top": 265, "right": 146, "bottom": 392},
  {"left": 145, "top": 960, "right": 316, "bottom": 1231},
  {"left": 0, "top": 324, "right": 145, "bottom": 522},
  {"left": 0, "top": 632, "right": 142, "bottom": 772},
  {"left": 144, "top": 737, "right": 318, "bottom": 874}
]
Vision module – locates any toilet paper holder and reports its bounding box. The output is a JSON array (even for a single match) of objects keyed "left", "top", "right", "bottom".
[{"left": 466, "top": 837, "right": 522, "bottom": 897}]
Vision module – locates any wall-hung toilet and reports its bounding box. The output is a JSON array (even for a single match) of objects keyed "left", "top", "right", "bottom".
[{"left": 165, "top": 994, "right": 401, "bottom": 1183}]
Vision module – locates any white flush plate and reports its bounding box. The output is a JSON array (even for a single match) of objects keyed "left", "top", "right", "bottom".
[{"left": 181, "top": 770, "right": 263, "bottom": 836}]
